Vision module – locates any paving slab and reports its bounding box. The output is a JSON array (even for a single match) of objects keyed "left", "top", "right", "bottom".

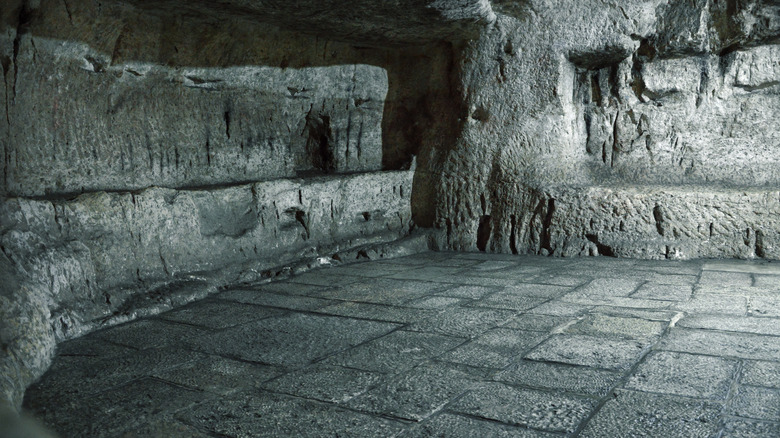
[
  {"left": 181, "top": 390, "right": 404, "bottom": 437},
  {"left": 21, "top": 252, "right": 780, "bottom": 437},
  {"left": 399, "top": 412, "right": 556, "bottom": 437},
  {"left": 345, "top": 362, "right": 475, "bottom": 421},
  {"left": 524, "top": 334, "right": 647, "bottom": 370},
  {"left": 579, "top": 389, "right": 722, "bottom": 438},
  {"left": 658, "top": 328, "right": 780, "bottom": 360},
  {"left": 741, "top": 360, "right": 780, "bottom": 389},
  {"left": 625, "top": 351, "right": 738, "bottom": 399},
  {"left": 494, "top": 360, "right": 621, "bottom": 396},
  {"left": 322, "top": 330, "right": 464, "bottom": 373},
  {"left": 730, "top": 386, "right": 780, "bottom": 421},
  {"left": 187, "top": 312, "right": 398, "bottom": 365},
  {"left": 451, "top": 382, "right": 595, "bottom": 434}
]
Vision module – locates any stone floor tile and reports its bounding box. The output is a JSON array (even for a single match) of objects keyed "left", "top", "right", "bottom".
[
  {"left": 748, "top": 296, "right": 780, "bottom": 317},
  {"left": 641, "top": 273, "right": 699, "bottom": 285},
  {"left": 153, "top": 354, "right": 282, "bottom": 395},
  {"left": 160, "top": 299, "right": 282, "bottom": 329},
  {"left": 590, "top": 306, "right": 679, "bottom": 321},
  {"left": 575, "top": 278, "right": 643, "bottom": 296},
  {"left": 528, "top": 274, "right": 590, "bottom": 287},
  {"left": 472, "top": 260, "right": 519, "bottom": 271},
  {"left": 751, "top": 274, "right": 780, "bottom": 288},
  {"left": 346, "top": 362, "right": 475, "bottom": 421},
  {"left": 741, "top": 360, "right": 780, "bottom": 389},
  {"left": 674, "top": 295, "right": 748, "bottom": 315},
  {"left": 625, "top": 351, "right": 738, "bottom": 399},
  {"left": 313, "top": 301, "right": 439, "bottom": 324},
  {"left": 289, "top": 270, "right": 364, "bottom": 286},
  {"left": 405, "top": 295, "right": 466, "bottom": 309},
  {"left": 631, "top": 283, "right": 693, "bottom": 301},
  {"left": 331, "top": 261, "right": 410, "bottom": 277},
  {"left": 318, "top": 278, "right": 444, "bottom": 305},
  {"left": 408, "top": 307, "right": 517, "bottom": 338},
  {"left": 579, "top": 389, "right": 722, "bottom": 438},
  {"left": 35, "top": 378, "right": 208, "bottom": 438},
  {"left": 502, "top": 313, "right": 569, "bottom": 332},
  {"left": 698, "top": 270, "right": 754, "bottom": 287},
  {"left": 399, "top": 412, "right": 556, "bottom": 437},
  {"left": 450, "top": 382, "right": 595, "bottom": 434},
  {"left": 241, "top": 281, "right": 332, "bottom": 297},
  {"left": 494, "top": 360, "right": 621, "bottom": 396},
  {"left": 524, "top": 334, "right": 647, "bottom": 370},
  {"left": 436, "top": 275, "right": 523, "bottom": 287},
  {"left": 385, "top": 266, "right": 466, "bottom": 282},
  {"left": 719, "top": 417, "right": 780, "bottom": 438},
  {"left": 439, "top": 329, "right": 547, "bottom": 369},
  {"left": 436, "top": 284, "right": 499, "bottom": 299},
  {"left": 216, "top": 288, "right": 334, "bottom": 311},
  {"left": 703, "top": 260, "right": 780, "bottom": 274},
  {"left": 658, "top": 328, "right": 780, "bottom": 360},
  {"left": 470, "top": 291, "right": 548, "bottom": 311},
  {"left": 187, "top": 313, "right": 398, "bottom": 365},
  {"left": 527, "top": 301, "right": 591, "bottom": 316},
  {"left": 730, "top": 386, "right": 780, "bottom": 421},
  {"left": 322, "top": 330, "right": 464, "bottom": 373},
  {"left": 181, "top": 390, "right": 404, "bottom": 437},
  {"left": 561, "top": 293, "right": 673, "bottom": 309},
  {"left": 678, "top": 314, "right": 780, "bottom": 336},
  {"left": 564, "top": 313, "right": 667, "bottom": 340},
  {"left": 94, "top": 319, "right": 211, "bottom": 350},
  {"left": 503, "top": 283, "right": 573, "bottom": 298},
  {"left": 263, "top": 364, "right": 381, "bottom": 403}
]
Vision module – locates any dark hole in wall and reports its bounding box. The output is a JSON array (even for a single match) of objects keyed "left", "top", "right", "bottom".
[
  {"left": 305, "top": 112, "right": 335, "bottom": 173},
  {"left": 477, "top": 215, "right": 492, "bottom": 251}
]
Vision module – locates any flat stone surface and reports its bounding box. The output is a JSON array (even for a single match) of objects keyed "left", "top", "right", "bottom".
[
  {"left": 323, "top": 330, "right": 464, "bottom": 373},
  {"left": 730, "top": 386, "right": 780, "bottom": 421},
  {"left": 741, "top": 360, "right": 780, "bottom": 389},
  {"left": 524, "top": 334, "right": 647, "bottom": 370},
  {"left": 720, "top": 418, "right": 780, "bottom": 438},
  {"left": 580, "top": 390, "right": 722, "bottom": 438},
  {"left": 22, "top": 253, "right": 780, "bottom": 436},
  {"left": 494, "top": 360, "right": 622, "bottom": 396},
  {"left": 658, "top": 328, "right": 780, "bottom": 360},
  {"left": 345, "top": 362, "right": 475, "bottom": 421},
  {"left": 400, "top": 412, "right": 557, "bottom": 437},
  {"left": 451, "top": 382, "right": 595, "bottom": 433},
  {"left": 625, "top": 351, "right": 738, "bottom": 399}
]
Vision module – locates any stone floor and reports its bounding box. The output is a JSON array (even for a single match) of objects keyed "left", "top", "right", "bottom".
[{"left": 23, "top": 251, "right": 780, "bottom": 437}]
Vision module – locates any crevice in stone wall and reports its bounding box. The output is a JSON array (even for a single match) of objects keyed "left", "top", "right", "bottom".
[
  {"left": 476, "top": 215, "right": 492, "bottom": 251},
  {"left": 509, "top": 214, "right": 518, "bottom": 255},
  {"left": 585, "top": 233, "right": 616, "bottom": 257},
  {"left": 305, "top": 108, "right": 335, "bottom": 173},
  {"left": 540, "top": 198, "right": 555, "bottom": 254}
]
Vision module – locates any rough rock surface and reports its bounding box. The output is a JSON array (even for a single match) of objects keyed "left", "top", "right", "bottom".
[
  {"left": 2, "top": 0, "right": 780, "bottom": 420},
  {"left": 415, "top": 0, "right": 780, "bottom": 259}
]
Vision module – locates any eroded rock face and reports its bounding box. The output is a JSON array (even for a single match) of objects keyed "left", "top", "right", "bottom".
[{"left": 417, "top": 0, "right": 780, "bottom": 259}]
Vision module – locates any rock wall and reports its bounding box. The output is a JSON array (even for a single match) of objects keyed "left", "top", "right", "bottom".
[
  {"left": 416, "top": 0, "right": 780, "bottom": 260},
  {"left": 0, "top": 0, "right": 468, "bottom": 411}
]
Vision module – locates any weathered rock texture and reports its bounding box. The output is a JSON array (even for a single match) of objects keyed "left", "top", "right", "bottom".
[
  {"left": 2, "top": 0, "right": 780, "bottom": 420},
  {"left": 416, "top": 0, "right": 780, "bottom": 260},
  {"left": 0, "top": 0, "right": 468, "bottom": 412}
]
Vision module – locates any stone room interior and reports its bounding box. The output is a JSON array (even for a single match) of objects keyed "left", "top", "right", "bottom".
[{"left": 1, "top": 0, "right": 780, "bottom": 436}]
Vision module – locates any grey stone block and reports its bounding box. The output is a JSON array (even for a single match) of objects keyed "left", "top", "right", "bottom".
[
  {"left": 451, "top": 382, "right": 595, "bottom": 433},
  {"left": 659, "top": 328, "right": 780, "bottom": 360},
  {"left": 525, "top": 334, "right": 647, "bottom": 370},
  {"left": 160, "top": 299, "right": 282, "bottom": 329},
  {"left": 216, "top": 289, "right": 335, "bottom": 311},
  {"left": 580, "top": 390, "right": 722, "bottom": 438},
  {"left": 631, "top": 283, "right": 693, "bottom": 301},
  {"left": 323, "top": 330, "right": 464, "bottom": 373},
  {"left": 677, "top": 314, "right": 780, "bottom": 336},
  {"left": 625, "top": 351, "right": 738, "bottom": 399},
  {"left": 153, "top": 355, "right": 282, "bottom": 395},
  {"left": 181, "top": 391, "right": 404, "bottom": 437},
  {"left": 314, "top": 301, "right": 440, "bottom": 324},
  {"left": 565, "top": 313, "right": 667, "bottom": 340},
  {"left": 263, "top": 364, "right": 381, "bottom": 403},
  {"left": 400, "top": 412, "right": 556, "bottom": 437},
  {"left": 720, "top": 417, "right": 780, "bottom": 438},
  {"left": 95, "top": 319, "right": 211, "bottom": 350},
  {"left": 494, "top": 360, "right": 621, "bottom": 396},
  {"left": 741, "top": 360, "right": 780, "bottom": 389},
  {"left": 730, "top": 386, "right": 780, "bottom": 421},
  {"left": 502, "top": 314, "right": 569, "bottom": 332},
  {"left": 408, "top": 307, "right": 516, "bottom": 338},
  {"left": 187, "top": 313, "right": 398, "bottom": 365},
  {"left": 346, "top": 362, "right": 475, "bottom": 421}
]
